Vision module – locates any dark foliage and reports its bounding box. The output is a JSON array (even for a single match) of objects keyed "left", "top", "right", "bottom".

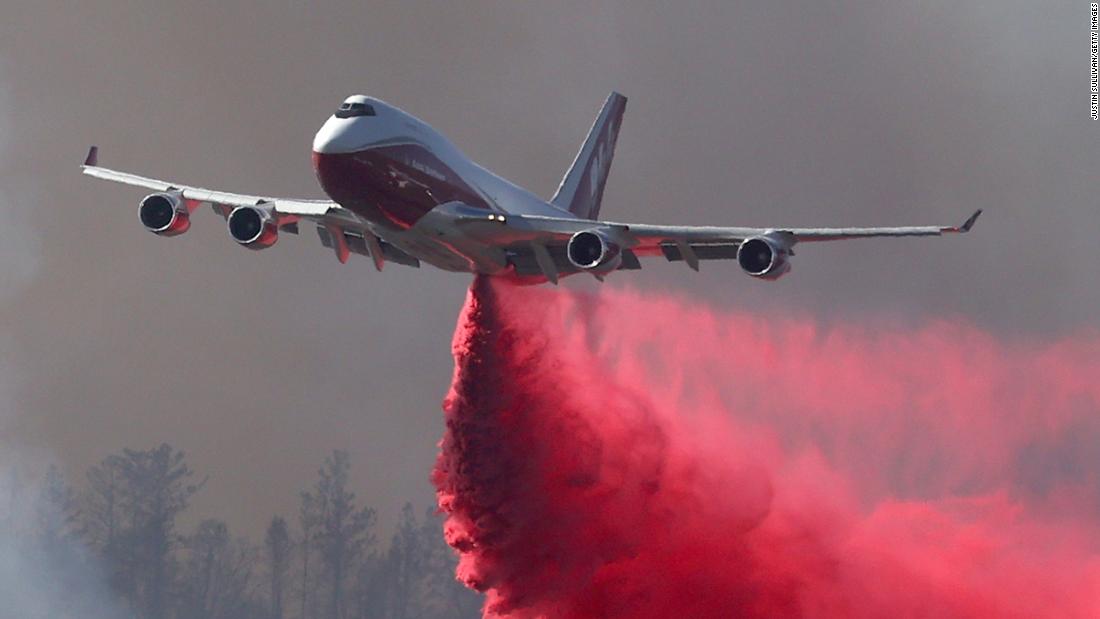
[{"left": 2, "top": 446, "right": 481, "bottom": 619}]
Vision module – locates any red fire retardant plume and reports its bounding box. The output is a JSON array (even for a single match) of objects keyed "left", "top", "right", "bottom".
[{"left": 433, "top": 277, "right": 1100, "bottom": 618}]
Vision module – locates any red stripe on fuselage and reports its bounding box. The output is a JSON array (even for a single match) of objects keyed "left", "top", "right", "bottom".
[{"left": 313, "top": 144, "right": 489, "bottom": 230}]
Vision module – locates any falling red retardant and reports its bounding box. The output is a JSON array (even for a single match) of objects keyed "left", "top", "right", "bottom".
[{"left": 433, "top": 277, "right": 1100, "bottom": 618}]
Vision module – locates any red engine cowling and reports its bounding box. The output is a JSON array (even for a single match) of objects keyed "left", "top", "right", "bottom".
[
  {"left": 227, "top": 205, "right": 279, "bottom": 249},
  {"left": 139, "top": 192, "right": 191, "bottom": 237}
]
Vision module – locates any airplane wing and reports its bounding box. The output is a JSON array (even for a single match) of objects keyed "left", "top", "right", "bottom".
[
  {"left": 80, "top": 146, "right": 418, "bottom": 270},
  {"left": 451, "top": 207, "right": 981, "bottom": 282}
]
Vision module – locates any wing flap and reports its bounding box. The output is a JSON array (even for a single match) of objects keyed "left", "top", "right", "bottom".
[
  {"left": 315, "top": 225, "right": 420, "bottom": 268},
  {"left": 659, "top": 242, "right": 741, "bottom": 262}
]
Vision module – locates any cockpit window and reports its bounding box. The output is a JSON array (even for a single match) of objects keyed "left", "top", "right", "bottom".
[{"left": 335, "top": 102, "right": 376, "bottom": 119}]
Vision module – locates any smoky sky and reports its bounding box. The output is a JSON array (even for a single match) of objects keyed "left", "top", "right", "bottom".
[{"left": 0, "top": 1, "right": 1095, "bottom": 536}]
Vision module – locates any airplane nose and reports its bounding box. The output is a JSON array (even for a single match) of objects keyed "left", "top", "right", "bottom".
[{"left": 312, "top": 116, "right": 367, "bottom": 155}]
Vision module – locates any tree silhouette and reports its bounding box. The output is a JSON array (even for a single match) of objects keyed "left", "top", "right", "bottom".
[
  {"left": 298, "top": 490, "right": 319, "bottom": 619},
  {"left": 36, "top": 464, "right": 79, "bottom": 559},
  {"left": 265, "top": 516, "right": 291, "bottom": 619},
  {"left": 56, "top": 444, "right": 484, "bottom": 618},
  {"left": 305, "top": 450, "right": 377, "bottom": 619},
  {"left": 115, "top": 444, "right": 203, "bottom": 619},
  {"left": 178, "top": 519, "right": 259, "bottom": 619}
]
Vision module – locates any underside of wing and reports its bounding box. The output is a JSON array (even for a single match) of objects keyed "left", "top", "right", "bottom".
[
  {"left": 462, "top": 208, "right": 980, "bottom": 283},
  {"left": 81, "top": 146, "right": 333, "bottom": 216},
  {"left": 506, "top": 244, "right": 642, "bottom": 279},
  {"left": 81, "top": 146, "right": 412, "bottom": 270}
]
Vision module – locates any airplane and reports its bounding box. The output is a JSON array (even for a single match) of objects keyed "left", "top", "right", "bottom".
[{"left": 82, "top": 92, "right": 981, "bottom": 285}]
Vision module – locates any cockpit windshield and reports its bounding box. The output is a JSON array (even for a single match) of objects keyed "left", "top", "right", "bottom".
[{"left": 335, "top": 101, "right": 376, "bottom": 119}]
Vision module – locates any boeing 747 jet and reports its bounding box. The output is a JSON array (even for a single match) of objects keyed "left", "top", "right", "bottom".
[{"left": 83, "top": 92, "right": 980, "bottom": 284}]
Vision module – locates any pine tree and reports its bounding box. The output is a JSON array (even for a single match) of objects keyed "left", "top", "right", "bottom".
[{"left": 309, "top": 450, "right": 377, "bottom": 619}]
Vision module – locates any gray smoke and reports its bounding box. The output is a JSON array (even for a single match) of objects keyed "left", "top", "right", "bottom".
[
  {"left": 0, "top": 62, "right": 127, "bottom": 619},
  {"left": 0, "top": 470, "right": 129, "bottom": 619}
]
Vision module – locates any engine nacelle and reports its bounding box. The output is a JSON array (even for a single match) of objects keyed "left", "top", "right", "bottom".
[
  {"left": 737, "top": 235, "right": 792, "bottom": 280},
  {"left": 139, "top": 192, "right": 191, "bottom": 236},
  {"left": 567, "top": 229, "right": 622, "bottom": 273},
  {"left": 227, "top": 205, "right": 279, "bottom": 249}
]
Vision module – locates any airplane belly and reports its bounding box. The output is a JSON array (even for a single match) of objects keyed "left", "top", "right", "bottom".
[
  {"left": 379, "top": 233, "right": 475, "bottom": 273},
  {"left": 376, "top": 205, "right": 511, "bottom": 275}
]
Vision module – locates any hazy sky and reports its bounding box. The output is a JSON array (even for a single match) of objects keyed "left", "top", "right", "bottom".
[{"left": 0, "top": 1, "right": 1095, "bottom": 535}]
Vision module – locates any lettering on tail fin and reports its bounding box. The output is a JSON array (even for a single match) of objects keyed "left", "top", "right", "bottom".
[{"left": 551, "top": 92, "right": 627, "bottom": 220}]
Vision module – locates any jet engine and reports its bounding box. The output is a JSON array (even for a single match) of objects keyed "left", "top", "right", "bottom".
[
  {"left": 736, "top": 235, "right": 792, "bottom": 280},
  {"left": 567, "top": 229, "right": 622, "bottom": 273},
  {"left": 227, "top": 205, "right": 279, "bottom": 249},
  {"left": 139, "top": 192, "right": 190, "bottom": 236}
]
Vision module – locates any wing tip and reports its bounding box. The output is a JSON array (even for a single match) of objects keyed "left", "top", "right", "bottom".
[
  {"left": 83, "top": 146, "right": 98, "bottom": 167},
  {"left": 959, "top": 209, "right": 982, "bottom": 233}
]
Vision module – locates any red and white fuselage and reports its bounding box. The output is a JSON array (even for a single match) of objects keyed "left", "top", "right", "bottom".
[{"left": 311, "top": 95, "right": 571, "bottom": 274}]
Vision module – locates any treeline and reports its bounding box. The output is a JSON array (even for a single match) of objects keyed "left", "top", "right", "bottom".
[{"left": 4, "top": 445, "right": 481, "bottom": 619}]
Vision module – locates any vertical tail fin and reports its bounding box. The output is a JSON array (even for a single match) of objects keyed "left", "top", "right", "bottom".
[{"left": 550, "top": 92, "right": 626, "bottom": 220}]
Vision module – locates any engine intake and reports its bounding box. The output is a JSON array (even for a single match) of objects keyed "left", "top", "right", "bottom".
[
  {"left": 139, "top": 192, "right": 190, "bottom": 236},
  {"left": 567, "top": 229, "right": 622, "bottom": 273},
  {"left": 736, "top": 235, "right": 792, "bottom": 280},
  {"left": 228, "top": 205, "right": 279, "bottom": 249}
]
